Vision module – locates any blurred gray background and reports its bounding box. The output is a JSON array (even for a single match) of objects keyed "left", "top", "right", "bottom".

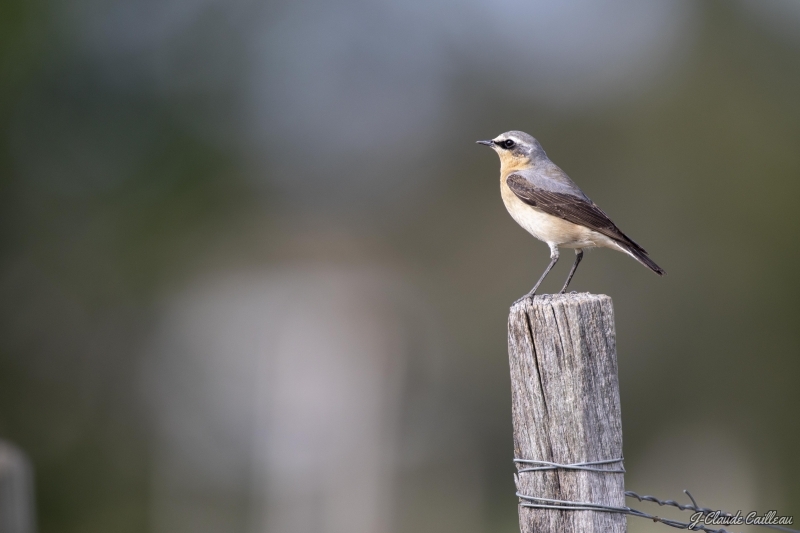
[{"left": 0, "top": 0, "right": 798, "bottom": 532}]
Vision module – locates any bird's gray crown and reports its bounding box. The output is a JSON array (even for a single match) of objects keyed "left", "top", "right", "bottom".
[{"left": 493, "top": 130, "right": 548, "bottom": 161}]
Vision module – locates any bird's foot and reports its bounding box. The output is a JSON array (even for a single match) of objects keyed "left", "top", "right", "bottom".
[{"left": 513, "top": 291, "right": 537, "bottom": 306}]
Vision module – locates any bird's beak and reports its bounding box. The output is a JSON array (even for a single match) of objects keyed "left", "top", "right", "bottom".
[{"left": 476, "top": 140, "right": 494, "bottom": 146}]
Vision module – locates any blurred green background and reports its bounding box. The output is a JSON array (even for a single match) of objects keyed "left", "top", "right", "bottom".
[{"left": 0, "top": 0, "right": 798, "bottom": 532}]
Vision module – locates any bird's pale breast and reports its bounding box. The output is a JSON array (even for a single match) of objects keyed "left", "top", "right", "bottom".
[{"left": 500, "top": 175, "right": 617, "bottom": 250}]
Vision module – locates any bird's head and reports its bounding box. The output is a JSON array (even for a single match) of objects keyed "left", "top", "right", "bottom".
[{"left": 476, "top": 131, "right": 546, "bottom": 172}]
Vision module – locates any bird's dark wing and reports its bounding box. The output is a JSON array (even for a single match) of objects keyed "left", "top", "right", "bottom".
[{"left": 506, "top": 173, "right": 646, "bottom": 253}]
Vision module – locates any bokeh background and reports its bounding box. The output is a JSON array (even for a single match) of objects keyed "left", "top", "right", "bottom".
[{"left": 1, "top": 0, "right": 798, "bottom": 532}]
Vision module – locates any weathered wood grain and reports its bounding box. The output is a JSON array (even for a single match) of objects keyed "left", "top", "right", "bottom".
[{"left": 508, "top": 293, "right": 625, "bottom": 533}]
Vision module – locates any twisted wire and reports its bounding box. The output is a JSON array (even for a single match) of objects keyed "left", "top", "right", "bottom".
[
  {"left": 514, "top": 457, "right": 625, "bottom": 473},
  {"left": 514, "top": 458, "right": 799, "bottom": 533}
]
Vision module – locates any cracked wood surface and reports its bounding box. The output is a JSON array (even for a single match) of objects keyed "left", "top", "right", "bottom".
[{"left": 508, "top": 293, "right": 625, "bottom": 533}]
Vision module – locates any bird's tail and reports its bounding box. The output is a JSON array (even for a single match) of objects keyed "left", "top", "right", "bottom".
[{"left": 619, "top": 243, "right": 666, "bottom": 276}]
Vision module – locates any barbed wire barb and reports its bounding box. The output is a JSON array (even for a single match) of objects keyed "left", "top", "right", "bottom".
[
  {"left": 514, "top": 458, "right": 799, "bottom": 533},
  {"left": 625, "top": 489, "right": 800, "bottom": 533}
]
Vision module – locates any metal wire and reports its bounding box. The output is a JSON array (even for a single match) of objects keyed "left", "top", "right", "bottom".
[
  {"left": 514, "top": 457, "right": 625, "bottom": 473},
  {"left": 514, "top": 458, "right": 799, "bottom": 533},
  {"left": 625, "top": 491, "right": 800, "bottom": 533}
]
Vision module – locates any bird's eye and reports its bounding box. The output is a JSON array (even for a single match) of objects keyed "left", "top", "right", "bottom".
[{"left": 503, "top": 139, "right": 516, "bottom": 149}]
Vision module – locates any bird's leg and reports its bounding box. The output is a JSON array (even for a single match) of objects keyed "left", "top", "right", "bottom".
[
  {"left": 525, "top": 245, "right": 559, "bottom": 299},
  {"left": 559, "top": 249, "right": 584, "bottom": 294}
]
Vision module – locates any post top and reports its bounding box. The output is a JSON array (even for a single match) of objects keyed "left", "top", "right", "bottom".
[{"left": 510, "top": 292, "right": 611, "bottom": 314}]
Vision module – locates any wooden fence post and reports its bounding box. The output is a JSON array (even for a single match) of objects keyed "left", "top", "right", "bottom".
[{"left": 508, "top": 293, "right": 625, "bottom": 533}]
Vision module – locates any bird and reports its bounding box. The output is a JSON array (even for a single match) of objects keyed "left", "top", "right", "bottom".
[{"left": 477, "top": 130, "right": 664, "bottom": 298}]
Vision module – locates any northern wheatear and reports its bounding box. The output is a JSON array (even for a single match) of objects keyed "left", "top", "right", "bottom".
[{"left": 477, "top": 130, "right": 664, "bottom": 297}]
